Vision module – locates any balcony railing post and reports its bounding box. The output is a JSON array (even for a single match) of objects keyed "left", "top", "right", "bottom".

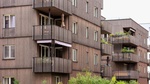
[{"left": 42, "top": 26, "right": 43, "bottom": 39}]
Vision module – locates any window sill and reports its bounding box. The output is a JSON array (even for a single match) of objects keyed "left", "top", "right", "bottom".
[
  {"left": 73, "top": 60, "right": 78, "bottom": 63},
  {"left": 3, "top": 58, "right": 15, "bottom": 60}
]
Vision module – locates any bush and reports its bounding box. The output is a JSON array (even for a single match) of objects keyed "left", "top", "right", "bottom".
[{"left": 68, "top": 72, "right": 138, "bottom": 84}]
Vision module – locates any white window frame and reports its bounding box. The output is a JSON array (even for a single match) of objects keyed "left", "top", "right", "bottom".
[
  {"left": 55, "top": 76, "right": 61, "bottom": 84},
  {"left": 94, "top": 7, "right": 98, "bottom": 17},
  {"left": 3, "top": 14, "right": 15, "bottom": 28},
  {"left": 3, "top": 45, "right": 15, "bottom": 59},
  {"left": 86, "top": 27, "right": 89, "bottom": 39},
  {"left": 94, "top": 54, "right": 98, "bottom": 65},
  {"left": 3, "top": 77, "right": 14, "bottom": 84},
  {"left": 94, "top": 31, "right": 98, "bottom": 41},
  {"left": 72, "top": 0, "right": 77, "bottom": 7},
  {"left": 72, "top": 49, "right": 77, "bottom": 61},
  {"left": 86, "top": 1, "right": 88, "bottom": 13},
  {"left": 72, "top": 22, "right": 77, "bottom": 34},
  {"left": 86, "top": 52, "right": 89, "bottom": 64}
]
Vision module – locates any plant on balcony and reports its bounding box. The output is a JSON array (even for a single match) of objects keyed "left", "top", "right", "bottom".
[
  {"left": 110, "top": 32, "right": 130, "bottom": 37},
  {"left": 101, "top": 38, "right": 108, "bottom": 44},
  {"left": 121, "top": 47, "right": 135, "bottom": 53}
]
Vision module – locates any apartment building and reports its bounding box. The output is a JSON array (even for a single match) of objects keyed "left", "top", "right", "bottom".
[
  {"left": 101, "top": 18, "right": 149, "bottom": 84},
  {"left": 0, "top": 0, "right": 103, "bottom": 84}
]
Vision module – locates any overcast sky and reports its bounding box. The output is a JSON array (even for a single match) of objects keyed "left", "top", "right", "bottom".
[{"left": 101, "top": 0, "right": 150, "bottom": 23}]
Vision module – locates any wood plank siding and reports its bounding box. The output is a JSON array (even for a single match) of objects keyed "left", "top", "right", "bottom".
[
  {"left": 71, "top": 0, "right": 101, "bottom": 26},
  {"left": 33, "top": 25, "right": 72, "bottom": 44},
  {"left": 33, "top": 0, "right": 72, "bottom": 14},
  {"left": 71, "top": 16, "right": 101, "bottom": 49},
  {"left": 0, "top": 0, "right": 32, "bottom": 7},
  {"left": 72, "top": 43, "right": 100, "bottom": 73}
]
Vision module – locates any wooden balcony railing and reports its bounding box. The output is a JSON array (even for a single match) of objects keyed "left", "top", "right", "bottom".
[
  {"left": 113, "top": 70, "right": 139, "bottom": 79},
  {"left": 101, "top": 65, "right": 112, "bottom": 77},
  {"left": 101, "top": 21, "right": 112, "bottom": 34},
  {"left": 2, "top": 28, "right": 15, "bottom": 37},
  {"left": 33, "top": 25, "right": 72, "bottom": 44},
  {"left": 112, "top": 53, "right": 139, "bottom": 63},
  {"left": 101, "top": 44, "right": 112, "bottom": 55},
  {"left": 33, "top": 57, "right": 72, "bottom": 73},
  {"left": 33, "top": 0, "right": 71, "bottom": 14},
  {"left": 111, "top": 35, "right": 138, "bottom": 46}
]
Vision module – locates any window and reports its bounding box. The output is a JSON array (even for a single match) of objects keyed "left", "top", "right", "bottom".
[
  {"left": 86, "top": 27, "right": 89, "bottom": 38},
  {"left": 94, "top": 54, "right": 98, "bottom": 65},
  {"left": 72, "top": 22, "right": 77, "bottom": 34},
  {"left": 3, "top": 15, "right": 15, "bottom": 28},
  {"left": 94, "top": 31, "right": 98, "bottom": 41},
  {"left": 72, "top": 0, "right": 77, "bottom": 7},
  {"left": 86, "top": 1, "right": 88, "bottom": 13},
  {"left": 86, "top": 52, "right": 89, "bottom": 64},
  {"left": 72, "top": 49, "right": 77, "bottom": 61},
  {"left": 40, "top": 45, "right": 50, "bottom": 58},
  {"left": 94, "top": 7, "right": 98, "bottom": 17},
  {"left": 55, "top": 76, "right": 61, "bottom": 84},
  {"left": 3, "top": 77, "right": 15, "bottom": 84},
  {"left": 4, "top": 45, "right": 15, "bottom": 59}
]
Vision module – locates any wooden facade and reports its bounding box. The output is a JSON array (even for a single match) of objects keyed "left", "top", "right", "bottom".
[
  {"left": 0, "top": 0, "right": 102, "bottom": 84},
  {"left": 102, "top": 19, "right": 149, "bottom": 83}
]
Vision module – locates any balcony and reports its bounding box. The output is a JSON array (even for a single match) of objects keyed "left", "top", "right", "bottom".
[
  {"left": 2, "top": 28, "right": 15, "bottom": 37},
  {"left": 33, "top": 25, "right": 72, "bottom": 44},
  {"left": 101, "top": 44, "right": 112, "bottom": 55},
  {"left": 111, "top": 35, "right": 138, "bottom": 46},
  {"left": 113, "top": 71, "right": 139, "bottom": 79},
  {"left": 112, "top": 53, "right": 139, "bottom": 63},
  {"left": 101, "top": 65, "right": 112, "bottom": 77},
  {"left": 101, "top": 21, "right": 112, "bottom": 34},
  {"left": 33, "top": 57, "right": 72, "bottom": 73},
  {"left": 33, "top": 0, "right": 71, "bottom": 15}
]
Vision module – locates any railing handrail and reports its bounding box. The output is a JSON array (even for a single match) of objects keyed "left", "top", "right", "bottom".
[{"left": 33, "top": 25, "right": 71, "bottom": 31}]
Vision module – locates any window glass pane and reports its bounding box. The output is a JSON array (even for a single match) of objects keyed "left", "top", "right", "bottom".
[
  {"left": 5, "top": 46, "right": 9, "bottom": 58},
  {"left": 11, "top": 46, "right": 15, "bottom": 58},
  {"left": 5, "top": 16, "right": 9, "bottom": 28},
  {"left": 10, "top": 15, "right": 15, "bottom": 28}
]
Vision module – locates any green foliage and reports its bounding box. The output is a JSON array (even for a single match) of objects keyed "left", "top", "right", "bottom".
[
  {"left": 101, "top": 38, "right": 108, "bottom": 44},
  {"left": 121, "top": 47, "right": 135, "bottom": 53},
  {"left": 69, "top": 71, "right": 110, "bottom": 84},
  {"left": 111, "top": 32, "right": 130, "bottom": 37},
  {"left": 13, "top": 79, "right": 19, "bottom": 84},
  {"left": 129, "top": 80, "right": 138, "bottom": 84},
  {"left": 42, "top": 80, "right": 47, "bottom": 84},
  {"left": 68, "top": 72, "right": 138, "bottom": 84}
]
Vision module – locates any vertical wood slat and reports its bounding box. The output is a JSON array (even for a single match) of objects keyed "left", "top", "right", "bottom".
[
  {"left": 33, "top": 25, "right": 72, "bottom": 44},
  {"left": 33, "top": 57, "right": 71, "bottom": 73}
]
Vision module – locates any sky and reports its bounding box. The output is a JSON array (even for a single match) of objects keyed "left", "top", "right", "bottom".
[{"left": 101, "top": 0, "right": 150, "bottom": 23}]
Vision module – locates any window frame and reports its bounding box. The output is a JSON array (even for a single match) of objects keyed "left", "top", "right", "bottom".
[
  {"left": 94, "top": 54, "right": 98, "bottom": 65},
  {"left": 72, "top": 22, "right": 77, "bottom": 34},
  {"left": 72, "top": 49, "right": 77, "bottom": 62},
  {"left": 86, "top": 27, "right": 89, "bottom": 39},
  {"left": 94, "top": 31, "right": 98, "bottom": 41},
  {"left": 94, "top": 7, "right": 98, "bottom": 17},
  {"left": 3, "top": 14, "right": 15, "bottom": 28},
  {"left": 3, "top": 77, "right": 15, "bottom": 84},
  {"left": 3, "top": 45, "right": 15, "bottom": 59},
  {"left": 86, "top": 1, "right": 88, "bottom": 13},
  {"left": 72, "top": 0, "right": 77, "bottom": 7},
  {"left": 55, "top": 76, "right": 61, "bottom": 84}
]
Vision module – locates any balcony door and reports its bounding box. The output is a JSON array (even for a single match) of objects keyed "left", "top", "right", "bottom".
[
  {"left": 40, "top": 45, "right": 50, "bottom": 58},
  {"left": 39, "top": 14, "right": 49, "bottom": 25}
]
